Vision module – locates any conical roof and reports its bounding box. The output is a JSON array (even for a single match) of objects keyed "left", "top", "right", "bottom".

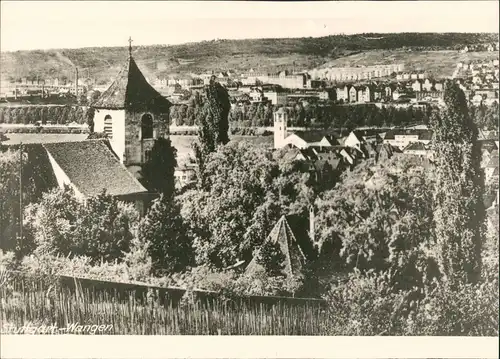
[
  {"left": 246, "top": 215, "right": 307, "bottom": 278},
  {"left": 92, "top": 55, "right": 171, "bottom": 112}
]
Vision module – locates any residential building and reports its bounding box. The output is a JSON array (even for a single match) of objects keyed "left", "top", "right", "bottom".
[
  {"left": 403, "top": 142, "right": 432, "bottom": 158},
  {"left": 336, "top": 85, "right": 349, "bottom": 102},
  {"left": 263, "top": 90, "right": 288, "bottom": 105},
  {"left": 411, "top": 80, "right": 423, "bottom": 92},
  {"left": 416, "top": 91, "right": 444, "bottom": 101},
  {"left": 174, "top": 163, "right": 197, "bottom": 189},
  {"left": 485, "top": 153, "right": 499, "bottom": 182},
  {"left": 318, "top": 90, "right": 330, "bottom": 101},
  {"left": 349, "top": 86, "right": 358, "bottom": 103},
  {"left": 266, "top": 70, "right": 307, "bottom": 89},
  {"left": 249, "top": 87, "right": 265, "bottom": 103},
  {"left": 434, "top": 82, "right": 444, "bottom": 91},
  {"left": 423, "top": 79, "right": 433, "bottom": 92},
  {"left": 383, "top": 128, "right": 433, "bottom": 150}
]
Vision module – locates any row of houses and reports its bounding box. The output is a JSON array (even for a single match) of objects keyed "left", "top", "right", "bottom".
[
  {"left": 395, "top": 71, "right": 428, "bottom": 81},
  {"left": 461, "top": 43, "right": 499, "bottom": 53},
  {"left": 334, "top": 79, "right": 445, "bottom": 104},
  {"left": 308, "top": 64, "right": 404, "bottom": 82},
  {"left": 455, "top": 58, "right": 500, "bottom": 105}
]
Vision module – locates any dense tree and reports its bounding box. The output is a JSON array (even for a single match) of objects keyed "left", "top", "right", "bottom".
[
  {"left": 0, "top": 145, "right": 57, "bottom": 254},
  {"left": 314, "top": 155, "right": 437, "bottom": 291},
  {"left": 86, "top": 107, "right": 95, "bottom": 132},
  {"left": 137, "top": 195, "right": 194, "bottom": 275},
  {"left": 192, "top": 77, "right": 230, "bottom": 188},
  {"left": 24, "top": 188, "right": 139, "bottom": 264},
  {"left": 139, "top": 137, "right": 177, "bottom": 198},
  {"left": 205, "top": 76, "right": 231, "bottom": 145},
  {"left": 180, "top": 142, "right": 314, "bottom": 269},
  {"left": 430, "top": 82, "right": 485, "bottom": 286}
]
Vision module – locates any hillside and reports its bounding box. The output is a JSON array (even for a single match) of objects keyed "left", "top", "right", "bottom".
[
  {"left": 1, "top": 32, "right": 498, "bottom": 84},
  {"left": 321, "top": 49, "right": 500, "bottom": 78}
]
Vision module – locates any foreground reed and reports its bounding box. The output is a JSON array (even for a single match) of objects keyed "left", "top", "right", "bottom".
[{"left": 1, "top": 281, "right": 328, "bottom": 335}]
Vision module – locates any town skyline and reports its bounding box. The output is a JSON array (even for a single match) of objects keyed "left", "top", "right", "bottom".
[{"left": 1, "top": 1, "right": 499, "bottom": 52}]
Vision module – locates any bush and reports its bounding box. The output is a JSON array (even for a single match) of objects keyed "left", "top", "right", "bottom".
[
  {"left": 322, "top": 270, "right": 499, "bottom": 336},
  {"left": 408, "top": 280, "right": 499, "bottom": 335},
  {"left": 24, "top": 187, "right": 140, "bottom": 264}
]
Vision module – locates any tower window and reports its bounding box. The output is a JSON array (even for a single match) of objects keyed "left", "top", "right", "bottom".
[
  {"left": 141, "top": 113, "right": 153, "bottom": 139},
  {"left": 104, "top": 115, "right": 113, "bottom": 139}
]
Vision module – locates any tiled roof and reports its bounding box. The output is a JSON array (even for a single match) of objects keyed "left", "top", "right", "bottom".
[
  {"left": 92, "top": 55, "right": 172, "bottom": 112},
  {"left": 281, "top": 147, "right": 302, "bottom": 162},
  {"left": 404, "top": 142, "right": 427, "bottom": 152},
  {"left": 313, "top": 158, "right": 341, "bottom": 172},
  {"left": 43, "top": 140, "right": 148, "bottom": 198},
  {"left": 245, "top": 215, "right": 307, "bottom": 278}
]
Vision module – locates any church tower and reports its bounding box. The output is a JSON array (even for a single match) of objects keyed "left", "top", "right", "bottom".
[
  {"left": 273, "top": 107, "right": 287, "bottom": 149},
  {"left": 91, "top": 37, "right": 172, "bottom": 179}
]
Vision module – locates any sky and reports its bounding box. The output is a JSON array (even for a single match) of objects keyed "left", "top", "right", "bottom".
[{"left": 1, "top": 1, "right": 499, "bottom": 52}]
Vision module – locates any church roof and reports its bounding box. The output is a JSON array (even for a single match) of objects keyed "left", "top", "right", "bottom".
[
  {"left": 43, "top": 140, "right": 148, "bottom": 198},
  {"left": 245, "top": 215, "right": 307, "bottom": 278},
  {"left": 92, "top": 55, "right": 172, "bottom": 112}
]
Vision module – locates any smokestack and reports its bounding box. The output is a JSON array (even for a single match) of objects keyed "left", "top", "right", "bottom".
[{"left": 75, "top": 67, "right": 79, "bottom": 100}]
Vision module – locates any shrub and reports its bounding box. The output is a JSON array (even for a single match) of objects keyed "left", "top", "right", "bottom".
[
  {"left": 322, "top": 270, "right": 499, "bottom": 336},
  {"left": 24, "top": 187, "right": 139, "bottom": 264}
]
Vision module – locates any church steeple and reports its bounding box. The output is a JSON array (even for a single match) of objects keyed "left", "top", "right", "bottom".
[{"left": 91, "top": 43, "right": 171, "bottom": 112}]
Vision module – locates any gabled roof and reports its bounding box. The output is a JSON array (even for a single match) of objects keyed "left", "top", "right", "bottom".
[
  {"left": 404, "top": 142, "right": 427, "bottom": 152},
  {"left": 486, "top": 154, "right": 499, "bottom": 168},
  {"left": 43, "top": 140, "right": 148, "bottom": 198},
  {"left": 281, "top": 147, "right": 303, "bottom": 162},
  {"left": 313, "top": 158, "right": 341, "bottom": 172},
  {"left": 245, "top": 215, "right": 307, "bottom": 278},
  {"left": 92, "top": 55, "right": 172, "bottom": 112}
]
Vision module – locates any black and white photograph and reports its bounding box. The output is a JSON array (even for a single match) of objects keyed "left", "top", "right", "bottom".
[{"left": 0, "top": 0, "right": 498, "bottom": 342}]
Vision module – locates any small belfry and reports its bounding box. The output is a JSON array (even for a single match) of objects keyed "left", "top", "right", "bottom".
[{"left": 91, "top": 37, "right": 172, "bottom": 179}]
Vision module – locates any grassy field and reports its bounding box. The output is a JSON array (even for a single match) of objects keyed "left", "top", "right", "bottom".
[{"left": 321, "top": 50, "right": 500, "bottom": 78}]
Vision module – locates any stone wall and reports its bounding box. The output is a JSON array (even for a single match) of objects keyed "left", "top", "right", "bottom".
[{"left": 124, "top": 109, "right": 170, "bottom": 167}]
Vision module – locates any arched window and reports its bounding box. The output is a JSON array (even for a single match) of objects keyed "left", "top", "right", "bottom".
[
  {"left": 104, "top": 114, "right": 113, "bottom": 139},
  {"left": 141, "top": 113, "right": 153, "bottom": 139}
]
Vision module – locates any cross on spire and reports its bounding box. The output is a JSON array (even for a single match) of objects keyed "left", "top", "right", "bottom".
[{"left": 128, "top": 36, "right": 133, "bottom": 56}]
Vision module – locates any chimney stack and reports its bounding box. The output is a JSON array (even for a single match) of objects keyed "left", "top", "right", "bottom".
[{"left": 75, "top": 67, "right": 79, "bottom": 100}]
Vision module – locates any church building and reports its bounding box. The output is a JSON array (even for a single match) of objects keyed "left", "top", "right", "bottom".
[
  {"left": 273, "top": 108, "right": 339, "bottom": 150},
  {"left": 91, "top": 38, "right": 172, "bottom": 179}
]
